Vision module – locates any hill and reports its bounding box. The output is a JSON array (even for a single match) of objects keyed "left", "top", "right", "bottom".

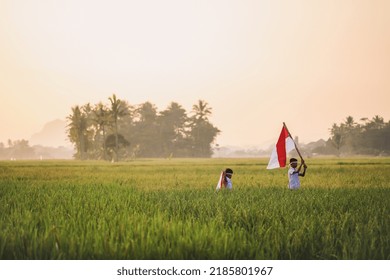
[{"left": 30, "top": 119, "right": 70, "bottom": 148}]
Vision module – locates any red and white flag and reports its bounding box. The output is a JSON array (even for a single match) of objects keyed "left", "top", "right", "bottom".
[
  {"left": 215, "top": 171, "right": 226, "bottom": 190},
  {"left": 267, "top": 124, "right": 296, "bottom": 169}
]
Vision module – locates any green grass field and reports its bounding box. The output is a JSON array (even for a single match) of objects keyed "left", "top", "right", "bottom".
[{"left": 0, "top": 158, "right": 389, "bottom": 259}]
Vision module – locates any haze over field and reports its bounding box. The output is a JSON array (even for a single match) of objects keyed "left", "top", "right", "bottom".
[{"left": 1, "top": 0, "right": 389, "bottom": 148}]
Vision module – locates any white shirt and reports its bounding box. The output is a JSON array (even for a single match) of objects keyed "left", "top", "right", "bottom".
[
  {"left": 225, "top": 176, "right": 232, "bottom": 190},
  {"left": 288, "top": 167, "right": 300, "bottom": 190}
]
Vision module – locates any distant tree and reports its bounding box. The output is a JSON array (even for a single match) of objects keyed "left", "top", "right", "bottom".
[
  {"left": 0, "top": 142, "right": 5, "bottom": 159},
  {"left": 328, "top": 115, "right": 390, "bottom": 156},
  {"left": 192, "top": 100, "right": 212, "bottom": 122},
  {"left": 358, "top": 115, "right": 389, "bottom": 155},
  {"left": 330, "top": 123, "right": 344, "bottom": 156},
  {"left": 67, "top": 105, "right": 90, "bottom": 159},
  {"left": 311, "top": 138, "right": 338, "bottom": 155},
  {"left": 344, "top": 116, "right": 361, "bottom": 153},
  {"left": 105, "top": 133, "right": 130, "bottom": 160},
  {"left": 66, "top": 96, "right": 221, "bottom": 159},
  {"left": 369, "top": 115, "right": 385, "bottom": 130},
  {"left": 344, "top": 116, "right": 356, "bottom": 129},
  {"left": 329, "top": 116, "right": 360, "bottom": 155},
  {"left": 108, "top": 94, "right": 129, "bottom": 161},
  {"left": 158, "top": 102, "right": 188, "bottom": 157},
  {"left": 11, "top": 139, "right": 35, "bottom": 159},
  {"left": 92, "top": 102, "right": 111, "bottom": 160},
  {"left": 189, "top": 121, "right": 220, "bottom": 157},
  {"left": 132, "top": 102, "right": 160, "bottom": 157},
  {"left": 189, "top": 100, "right": 220, "bottom": 157}
]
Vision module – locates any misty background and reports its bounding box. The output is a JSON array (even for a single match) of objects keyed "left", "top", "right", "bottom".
[
  {"left": 1, "top": 93, "right": 389, "bottom": 160},
  {"left": 1, "top": 0, "right": 389, "bottom": 157}
]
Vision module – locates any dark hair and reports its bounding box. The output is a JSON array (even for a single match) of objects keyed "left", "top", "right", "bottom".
[
  {"left": 289, "top": 158, "right": 298, "bottom": 163},
  {"left": 225, "top": 168, "right": 233, "bottom": 174}
]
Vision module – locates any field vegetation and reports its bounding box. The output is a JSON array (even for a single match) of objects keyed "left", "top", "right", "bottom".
[{"left": 0, "top": 158, "right": 389, "bottom": 259}]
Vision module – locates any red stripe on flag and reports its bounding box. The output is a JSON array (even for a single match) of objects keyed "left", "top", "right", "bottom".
[{"left": 276, "top": 126, "right": 289, "bottom": 167}]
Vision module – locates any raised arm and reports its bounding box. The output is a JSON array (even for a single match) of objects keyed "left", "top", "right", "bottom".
[{"left": 299, "top": 161, "right": 307, "bottom": 177}]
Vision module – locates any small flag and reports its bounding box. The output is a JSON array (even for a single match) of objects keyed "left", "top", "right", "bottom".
[
  {"left": 216, "top": 171, "right": 225, "bottom": 190},
  {"left": 267, "top": 124, "right": 296, "bottom": 169}
]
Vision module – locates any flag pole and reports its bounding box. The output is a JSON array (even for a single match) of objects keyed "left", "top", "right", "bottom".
[{"left": 283, "top": 122, "right": 304, "bottom": 162}]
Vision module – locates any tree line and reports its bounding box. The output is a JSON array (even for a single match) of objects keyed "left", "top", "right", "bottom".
[
  {"left": 312, "top": 115, "right": 390, "bottom": 156},
  {"left": 66, "top": 94, "right": 220, "bottom": 160},
  {"left": 0, "top": 140, "right": 72, "bottom": 160},
  {"left": 1, "top": 112, "right": 389, "bottom": 160}
]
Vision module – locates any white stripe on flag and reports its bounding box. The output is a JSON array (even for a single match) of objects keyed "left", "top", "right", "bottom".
[
  {"left": 267, "top": 126, "right": 296, "bottom": 169},
  {"left": 216, "top": 171, "right": 224, "bottom": 190}
]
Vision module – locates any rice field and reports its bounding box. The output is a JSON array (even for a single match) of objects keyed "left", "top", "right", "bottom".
[{"left": 0, "top": 158, "right": 389, "bottom": 259}]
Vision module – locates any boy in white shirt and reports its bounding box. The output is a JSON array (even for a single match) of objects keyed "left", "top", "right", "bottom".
[
  {"left": 216, "top": 168, "right": 234, "bottom": 191},
  {"left": 224, "top": 168, "right": 233, "bottom": 190},
  {"left": 288, "top": 158, "right": 307, "bottom": 190}
]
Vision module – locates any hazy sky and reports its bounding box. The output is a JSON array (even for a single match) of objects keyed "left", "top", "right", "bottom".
[{"left": 1, "top": 0, "right": 389, "bottom": 148}]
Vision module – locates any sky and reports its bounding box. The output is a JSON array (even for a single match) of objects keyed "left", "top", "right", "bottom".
[{"left": 1, "top": 0, "right": 389, "bottom": 148}]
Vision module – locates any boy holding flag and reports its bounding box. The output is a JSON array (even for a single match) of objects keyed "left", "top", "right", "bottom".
[
  {"left": 267, "top": 123, "right": 308, "bottom": 190},
  {"left": 216, "top": 168, "right": 234, "bottom": 191},
  {"left": 288, "top": 158, "right": 307, "bottom": 190}
]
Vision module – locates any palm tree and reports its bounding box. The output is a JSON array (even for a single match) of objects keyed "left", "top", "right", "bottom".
[
  {"left": 158, "top": 102, "right": 188, "bottom": 156},
  {"left": 330, "top": 123, "right": 343, "bottom": 156},
  {"left": 344, "top": 116, "right": 356, "bottom": 129},
  {"left": 192, "top": 100, "right": 212, "bottom": 122},
  {"left": 133, "top": 102, "right": 159, "bottom": 157},
  {"left": 67, "top": 106, "right": 88, "bottom": 159},
  {"left": 189, "top": 100, "right": 219, "bottom": 157},
  {"left": 371, "top": 115, "right": 385, "bottom": 129},
  {"left": 93, "top": 102, "right": 111, "bottom": 160},
  {"left": 108, "top": 94, "right": 128, "bottom": 161}
]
